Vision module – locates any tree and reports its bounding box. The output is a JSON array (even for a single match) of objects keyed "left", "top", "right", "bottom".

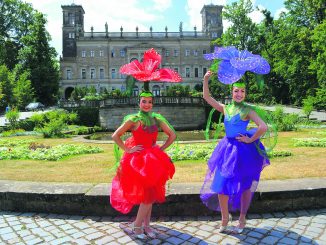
[
  {"left": 17, "top": 12, "right": 59, "bottom": 105},
  {"left": 310, "top": 19, "right": 326, "bottom": 87},
  {"left": 0, "top": 0, "right": 36, "bottom": 69},
  {"left": 12, "top": 70, "right": 34, "bottom": 110},
  {"left": 0, "top": 64, "right": 14, "bottom": 110},
  {"left": 218, "top": 0, "right": 259, "bottom": 51},
  {"left": 284, "top": 0, "right": 325, "bottom": 28}
]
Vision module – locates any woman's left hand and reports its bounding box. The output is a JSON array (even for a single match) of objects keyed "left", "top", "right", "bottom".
[{"left": 236, "top": 134, "right": 252, "bottom": 144}]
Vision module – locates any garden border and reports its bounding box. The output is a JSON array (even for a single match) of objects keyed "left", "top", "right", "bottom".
[{"left": 0, "top": 178, "right": 325, "bottom": 216}]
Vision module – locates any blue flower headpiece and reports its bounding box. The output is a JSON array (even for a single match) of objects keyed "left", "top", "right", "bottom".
[{"left": 204, "top": 46, "right": 270, "bottom": 85}]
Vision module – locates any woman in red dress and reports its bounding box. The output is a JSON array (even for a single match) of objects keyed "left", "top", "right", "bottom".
[{"left": 110, "top": 91, "right": 176, "bottom": 239}]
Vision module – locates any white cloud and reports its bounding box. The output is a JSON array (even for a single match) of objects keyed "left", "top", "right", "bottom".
[
  {"left": 152, "top": 0, "right": 172, "bottom": 12},
  {"left": 274, "top": 7, "right": 288, "bottom": 19},
  {"left": 249, "top": 4, "right": 265, "bottom": 24}
]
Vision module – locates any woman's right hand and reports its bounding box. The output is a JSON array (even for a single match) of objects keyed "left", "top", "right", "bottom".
[
  {"left": 203, "top": 70, "right": 213, "bottom": 82},
  {"left": 126, "top": 145, "right": 144, "bottom": 153}
]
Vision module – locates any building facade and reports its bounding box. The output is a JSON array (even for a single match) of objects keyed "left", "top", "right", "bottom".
[{"left": 60, "top": 4, "right": 223, "bottom": 99}]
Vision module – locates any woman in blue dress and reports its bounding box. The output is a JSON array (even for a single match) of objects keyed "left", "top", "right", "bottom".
[{"left": 200, "top": 70, "right": 271, "bottom": 233}]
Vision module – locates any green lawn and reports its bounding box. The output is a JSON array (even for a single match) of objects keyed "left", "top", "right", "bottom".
[{"left": 0, "top": 128, "right": 325, "bottom": 183}]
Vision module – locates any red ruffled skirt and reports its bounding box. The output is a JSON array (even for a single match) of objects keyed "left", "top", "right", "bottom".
[{"left": 110, "top": 137, "right": 175, "bottom": 214}]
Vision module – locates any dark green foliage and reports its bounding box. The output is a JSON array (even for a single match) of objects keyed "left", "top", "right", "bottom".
[
  {"left": 1, "top": 0, "right": 59, "bottom": 106},
  {"left": 313, "top": 87, "right": 326, "bottom": 110},
  {"left": 16, "top": 119, "right": 35, "bottom": 131},
  {"left": 67, "top": 107, "right": 100, "bottom": 127},
  {"left": 166, "top": 84, "right": 191, "bottom": 96},
  {"left": 17, "top": 12, "right": 59, "bottom": 105},
  {"left": 212, "top": 0, "right": 325, "bottom": 106}
]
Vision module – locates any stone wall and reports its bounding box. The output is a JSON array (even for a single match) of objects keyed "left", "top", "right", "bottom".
[{"left": 99, "top": 105, "right": 206, "bottom": 131}]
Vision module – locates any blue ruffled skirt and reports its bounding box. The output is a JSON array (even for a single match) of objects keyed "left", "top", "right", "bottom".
[{"left": 200, "top": 136, "right": 269, "bottom": 212}]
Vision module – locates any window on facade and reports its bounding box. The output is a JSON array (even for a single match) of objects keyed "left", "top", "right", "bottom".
[
  {"left": 111, "top": 49, "right": 115, "bottom": 58},
  {"left": 165, "top": 50, "right": 170, "bottom": 57},
  {"left": 90, "top": 50, "right": 95, "bottom": 57},
  {"left": 152, "top": 85, "right": 160, "bottom": 96},
  {"left": 111, "top": 68, "right": 116, "bottom": 79},
  {"left": 100, "top": 68, "right": 104, "bottom": 79},
  {"left": 90, "top": 68, "right": 95, "bottom": 79},
  {"left": 99, "top": 50, "right": 104, "bottom": 57},
  {"left": 133, "top": 86, "right": 139, "bottom": 96},
  {"left": 185, "top": 67, "right": 190, "bottom": 78},
  {"left": 194, "top": 68, "right": 199, "bottom": 77},
  {"left": 185, "top": 49, "right": 190, "bottom": 56},
  {"left": 68, "top": 13, "right": 75, "bottom": 25},
  {"left": 173, "top": 49, "right": 179, "bottom": 57},
  {"left": 203, "top": 67, "right": 207, "bottom": 76},
  {"left": 212, "top": 32, "right": 218, "bottom": 38},
  {"left": 81, "top": 51, "right": 86, "bottom": 57},
  {"left": 120, "top": 50, "right": 125, "bottom": 57},
  {"left": 203, "top": 49, "right": 207, "bottom": 54},
  {"left": 66, "top": 69, "right": 72, "bottom": 80},
  {"left": 193, "top": 50, "right": 198, "bottom": 56},
  {"left": 81, "top": 68, "right": 86, "bottom": 79},
  {"left": 174, "top": 67, "right": 179, "bottom": 73},
  {"left": 68, "top": 33, "right": 75, "bottom": 39}
]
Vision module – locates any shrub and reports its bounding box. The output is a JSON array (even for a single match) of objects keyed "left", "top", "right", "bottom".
[
  {"left": 1, "top": 129, "right": 25, "bottom": 137},
  {"left": 302, "top": 96, "right": 314, "bottom": 118},
  {"left": 65, "top": 125, "right": 103, "bottom": 135},
  {"left": 30, "top": 109, "right": 78, "bottom": 138},
  {"left": 167, "top": 143, "right": 292, "bottom": 161},
  {"left": 0, "top": 142, "right": 103, "bottom": 161},
  {"left": 5, "top": 108, "right": 20, "bottom": 130},
  {"left": 293, "top": 138, "right": 326, "bottom": 147},
  {"left": 271, "top": 106, "right": 301, "bottom": 131},
  {"left": 268, "top": 150, "right": 293, "bottom": 158}
]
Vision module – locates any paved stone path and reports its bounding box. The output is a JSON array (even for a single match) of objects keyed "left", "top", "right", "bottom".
[{"left": 0, "top": 209, "right": 325, "bottom": 245}]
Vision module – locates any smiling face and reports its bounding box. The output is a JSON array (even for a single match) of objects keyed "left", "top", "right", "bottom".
[
  {"left": 232, "top": 86, "right": 246, "bottom": 103},
  {"left": 139, "top": 96, "right": 153, "bottom": 112}
]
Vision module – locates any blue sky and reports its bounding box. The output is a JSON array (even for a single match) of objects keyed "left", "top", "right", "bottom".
[{"left": 24, "top": 0, "right": 286, "bottom": 57}]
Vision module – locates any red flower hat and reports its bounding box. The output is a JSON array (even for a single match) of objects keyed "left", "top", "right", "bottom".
[{"left": 120, "top": 48, "right": 182, "bottom": 82}]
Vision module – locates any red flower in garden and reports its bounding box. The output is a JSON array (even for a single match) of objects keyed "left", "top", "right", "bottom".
[{"left": 119, "top": 48, "right": 182, "bottom": 82}]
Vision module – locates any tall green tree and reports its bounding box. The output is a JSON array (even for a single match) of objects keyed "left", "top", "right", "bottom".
[
  {"left": 310, "top": 19, "right": 326, "bottom": 87},
  {"left": 0, "top": 0, "right": 35, "bottom": 69},
  {"left": 267, "top": 0, "right": 325, "bottom": 105},
  {"left": 219, "top": 0, "right": 259, "bottom": 51},
  {"left": 12, "top": 70, "right": 34, "bottom": 110},
  {"left": 0, "top": 64, "right": 14, "bottom": 110},
  {"left": 17, "top": 12, "right": 59, "bottom": 105},
  {"left": 284, "top": 0, "right": 325, "bottom": 28}
]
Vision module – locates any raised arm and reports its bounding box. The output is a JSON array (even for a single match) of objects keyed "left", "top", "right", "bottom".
[{"left": 203, "top": 70, "right": 225, "bottom": 113}]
